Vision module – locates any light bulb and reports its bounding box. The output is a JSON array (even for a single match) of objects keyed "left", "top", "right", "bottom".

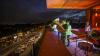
[
  {"left": 96, "top": 22, "right": 97, "bottom": 27},
  {"left": 95, "top": 13, "right": 98, "bottom": 16}
]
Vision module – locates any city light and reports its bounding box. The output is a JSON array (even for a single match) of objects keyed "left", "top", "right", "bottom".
[{"left": 14, "top": 36, "right": 17, "bottom": 39}]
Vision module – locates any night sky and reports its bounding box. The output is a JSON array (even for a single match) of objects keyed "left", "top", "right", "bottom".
[{"left": 0, "top": 0, "right": 47, "bottom": 24}]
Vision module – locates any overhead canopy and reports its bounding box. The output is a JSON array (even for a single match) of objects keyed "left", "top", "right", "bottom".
[{"left": 47, "top": 0, "right": 100, "bottom": 9}]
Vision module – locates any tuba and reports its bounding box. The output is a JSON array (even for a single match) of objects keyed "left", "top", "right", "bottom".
[{"left": 55, "top": 22, "right": 65, "bottom": 33}]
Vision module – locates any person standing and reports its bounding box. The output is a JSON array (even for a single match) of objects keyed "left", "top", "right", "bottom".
[
  {"left": 85, "top": 22, "right": 91, "bottom": 34},
  {"left": 85, "top": 22, "right": 91, "bottom": 38},
  {"left": 53, "top": 18, "right": 65, "bottom": 38},
  {"left": 63, "top": 20, "right": 72, "bottom": 46},
  {"left": 60, "top": 20, "right": 67, "bottom": 44}
]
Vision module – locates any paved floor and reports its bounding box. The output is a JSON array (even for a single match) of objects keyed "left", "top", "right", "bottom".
[
  {"left": 39, "top": 30, "right": 100, "bottom": 56},
  {"left": 39, "top": 31, "right": 72, "bottom": 56}
]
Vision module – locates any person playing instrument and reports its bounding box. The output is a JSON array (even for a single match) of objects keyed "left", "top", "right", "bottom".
[
  {"left": 63, "top": 20, "right": 72, "bottom": 46},
  {"left": 53, "top": 18, "right": 65, "bottom": 38},
  {"left": 51, "top": 18, "right": 60, "bottom": 32},
  {"left": 60, "top": 20, "right": 67, "bottom": 44}
]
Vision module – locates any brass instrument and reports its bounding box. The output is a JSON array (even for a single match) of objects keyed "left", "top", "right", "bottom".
[{"left": 54, "top": 22, "right": 65, "bottom": 33}]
